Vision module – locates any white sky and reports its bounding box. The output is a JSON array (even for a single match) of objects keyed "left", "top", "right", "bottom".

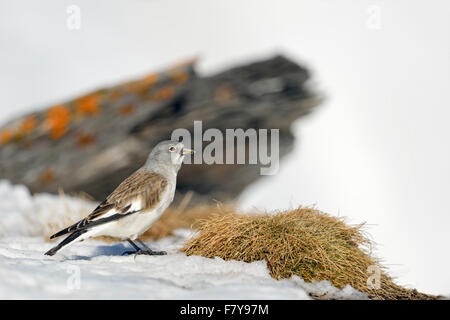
[{"left": 0, "top": 0, "right": 449, "bottom": 295}]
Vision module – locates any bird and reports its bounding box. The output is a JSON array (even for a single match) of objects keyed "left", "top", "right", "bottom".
[{"left": 45, "top": 140, "right": 194, "bottom": 256}]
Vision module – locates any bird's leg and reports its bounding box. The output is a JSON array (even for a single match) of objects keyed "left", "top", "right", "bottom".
[
  {"left": 136, "top": 239, "right": 167, "bottom": 255},
  {"left": 121, "top": 238, "right": 167, "bottom": 256},
  {"left": 122, "top": 239, "right": 147, "bottom": 256}
]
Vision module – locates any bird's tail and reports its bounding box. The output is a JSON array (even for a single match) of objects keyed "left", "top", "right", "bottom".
[{"left": 45, "top": 230, "right": 87, "bottom": 256}]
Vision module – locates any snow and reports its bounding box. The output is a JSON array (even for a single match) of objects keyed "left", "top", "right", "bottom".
[
  {"left": 0, "top": 180, "right": 368, "bottom": 299},
  {"left": 0, "top": 180, "right": 95, "bottom": 238}
]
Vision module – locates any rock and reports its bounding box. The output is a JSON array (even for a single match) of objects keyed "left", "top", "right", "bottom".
[{"left": 0, "top": 55, "right": 321, "bottom": 204}]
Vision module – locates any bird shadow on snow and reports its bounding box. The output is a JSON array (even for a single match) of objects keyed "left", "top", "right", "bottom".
[
  {"left": 60, "top": 243, "right": 130, "bottom": 261},
  {"left": 91, "top": 243, "right": 129, "bottom": 257}
]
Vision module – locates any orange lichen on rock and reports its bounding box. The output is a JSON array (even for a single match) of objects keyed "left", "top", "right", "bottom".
[
  {"left": 149, "top": 85, "right": 175, "bottom": 101},
  {"left": 126, "top": 73, "right": 158, "bottom": 95},
  {"left": 75, "top": 93, "right": 101, "bottom": 116},
  {"left": 76, "top": 132, "right": 96, "bottom": 146},
  {"left": 0, "top": 129, "right": 12, "bottom": 144},
  {"left": 0, "top": 115, "right": 37, "bottom": 144},
  {"left": 144, "top": 73, "right": 158, "bottom": 86},
  {"left": 39, "top": 168, "right": 54, "bottom": 184},
  {"left": 117, "top": 104, "right": 136, "bottom": 115},
  {"left": 108, "top": 90, "right": 122, "bottom": 101},
  {"left": 45, "top": 105, "right": 72, "bottom": 140},
  {"left": 126, "top": 82, "right": 149, "bottom": 95},
  {"left": 19, "top": 115, "right": 37, "bottom": 135}
]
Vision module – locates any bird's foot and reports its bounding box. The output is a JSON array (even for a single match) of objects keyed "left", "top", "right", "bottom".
[
  {"left": 122, "top": 249, "right": 167, "bottom": 256},
  {"left": 146, "top": 250, "right": 167, "bottom": 255}
]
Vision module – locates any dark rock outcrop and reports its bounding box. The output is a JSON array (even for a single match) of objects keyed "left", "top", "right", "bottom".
[{"left": 0, "top": 55, "right": 320, "bottom": 204}]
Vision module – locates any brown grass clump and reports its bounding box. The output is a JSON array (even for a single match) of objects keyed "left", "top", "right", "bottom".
[{"left": 181, "top": 208, "right": 436, "bottom": 300}]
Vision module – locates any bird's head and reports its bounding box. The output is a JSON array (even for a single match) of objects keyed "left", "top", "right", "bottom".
[{"left": 145, "top": 140, "right": 194, "bottom": 173}]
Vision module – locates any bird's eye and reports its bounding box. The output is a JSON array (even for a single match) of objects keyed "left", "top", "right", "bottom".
[{"left": 169, "top": 146, "right": 175, "bottom": 152}]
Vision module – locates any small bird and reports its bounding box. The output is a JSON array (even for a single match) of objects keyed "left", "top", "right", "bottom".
[{"left": 45, "top": 140, "right": 194, "bottom": 256}]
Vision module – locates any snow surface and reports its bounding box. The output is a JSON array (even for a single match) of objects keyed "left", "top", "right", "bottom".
[{"left": 0, "top": 180, "right": 367, "bottom": 299}]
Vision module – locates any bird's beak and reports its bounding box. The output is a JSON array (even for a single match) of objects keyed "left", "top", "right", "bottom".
[{"left": 182, "top": 148, "right": 195, "bottom": 155}]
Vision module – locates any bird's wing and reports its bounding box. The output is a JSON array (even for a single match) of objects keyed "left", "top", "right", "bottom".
[{"left": 50, "top": 169, "right": 168, "bottom": 239}]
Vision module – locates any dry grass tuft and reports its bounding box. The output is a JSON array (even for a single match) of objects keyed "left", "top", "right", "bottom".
[{"left": 181, "top": 207, "right": 436, "bottom": 300}]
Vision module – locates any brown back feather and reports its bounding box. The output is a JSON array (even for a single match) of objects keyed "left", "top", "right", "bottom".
[
  {"left": 87, "top": 168, "right": 168, "bottom": 221},
  {"left": 51, "top": 169, "right": 168, "bottom": 237}
]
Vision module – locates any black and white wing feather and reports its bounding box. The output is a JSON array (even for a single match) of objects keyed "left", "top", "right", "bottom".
[{"left": 49, "top": 168, "right": 168, "bottom": 239}]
